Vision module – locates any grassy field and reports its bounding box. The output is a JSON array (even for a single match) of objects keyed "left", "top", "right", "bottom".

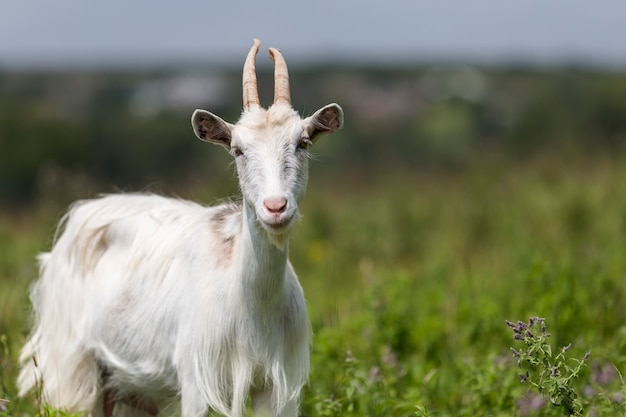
[{"left": 1, "top": 154, "right": 626, "bottom": 416}]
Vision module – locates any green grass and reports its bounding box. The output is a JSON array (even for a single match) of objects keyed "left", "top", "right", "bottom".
[{"left": 2, "top": 154, "right": 626, "bottom": 416}]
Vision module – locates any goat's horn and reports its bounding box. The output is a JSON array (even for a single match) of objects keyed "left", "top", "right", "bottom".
[
  {"left": 269, "top": 47, "right": 291, "bottom": 106},
  {"left": 243, "top": 39, "right": 261, "bottom": 111}
]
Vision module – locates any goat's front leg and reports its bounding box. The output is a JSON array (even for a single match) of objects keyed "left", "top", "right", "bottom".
[
  {"left": 277, "top": 399, "right": 298, "bottom": 417},
  {"left": 251, "top": 388, "right": 272, "bottom": 417},
  {"left": 180, "top": 381, "right": 208, "bottom": 417},
  {"left": 251, "top": 388, "right": 298, "bottom": 417}
]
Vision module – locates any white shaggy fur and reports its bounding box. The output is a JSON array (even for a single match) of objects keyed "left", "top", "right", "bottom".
[{"left": 18, "top": 41, "right": 343, "bottom": 417}]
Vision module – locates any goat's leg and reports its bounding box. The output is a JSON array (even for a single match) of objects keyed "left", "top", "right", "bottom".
[
  {"left": 251, "top": 388, "right": 272, "bottom": 416},
  {"left": 101, "top": 369, "right": 115, "bottom": 417},
  {"left": 100, "top": 367, "right": 159, "bottom": 417},
  {"left": 180, "top": 381, "right": 208, "bottom": 417},
  {"left": 101, "top": 389, "right": 159, "bottom": 417},
  {"left": 251, "top": 388, "right": 298, "bottom": 417},
  {"left": 277, "top": 399, "right": 298, "bottom": 417},
  {"left": 103, "top": 387, "right": 115, "bottom": 417}
]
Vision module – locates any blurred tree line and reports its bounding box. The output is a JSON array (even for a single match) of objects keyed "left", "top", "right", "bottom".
[{"left": 1, "top": 64, "right": 626, "bottom": 206}]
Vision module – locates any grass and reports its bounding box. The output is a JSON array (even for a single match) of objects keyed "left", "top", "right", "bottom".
[{"left": 2, "top": 153, "right": 626, "bottom": 416}]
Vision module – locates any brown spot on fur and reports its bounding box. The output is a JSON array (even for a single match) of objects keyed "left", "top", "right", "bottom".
[
  {"left": 113, "top": 291, "right": 134, "bottom": 315},
  {"left": 79, "top": 225, "right": 109, "bottom": 274},
  {"left": 211, "top": 203, "right": 242, "bottom": 269}
]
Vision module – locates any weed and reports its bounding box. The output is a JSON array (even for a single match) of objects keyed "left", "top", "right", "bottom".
[{"left": 507, "top": 317, "right": 589, "bottom": 416}]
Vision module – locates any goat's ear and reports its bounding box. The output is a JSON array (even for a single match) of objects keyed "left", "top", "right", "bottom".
[
  {"left": 191, "top": 110, "right": 234, "bottom": 150},
  {"left": 305, "top": 103, "right": 344, "bottom": 143}
]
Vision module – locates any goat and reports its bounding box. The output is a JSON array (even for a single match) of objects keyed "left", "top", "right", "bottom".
[{"left": 17, "top": 39, "right": 344, "bottom": 417}]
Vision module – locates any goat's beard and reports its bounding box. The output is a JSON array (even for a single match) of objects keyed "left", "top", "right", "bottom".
[{"left": 259, "top": 211, "right": 300, "bottom": 250}]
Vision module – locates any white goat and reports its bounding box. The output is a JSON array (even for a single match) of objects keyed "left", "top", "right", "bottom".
[{"left": 17, "top": 39, "right": 344, "bottom": 417}]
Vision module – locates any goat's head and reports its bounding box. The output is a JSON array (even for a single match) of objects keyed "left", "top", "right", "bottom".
[{"left": 192, "top": 39, "right": 343, "bottom": 238}]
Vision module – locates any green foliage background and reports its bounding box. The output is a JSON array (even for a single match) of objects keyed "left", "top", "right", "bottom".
[{"left": 1, "top": 65, "right": 626, "bottom": 416}]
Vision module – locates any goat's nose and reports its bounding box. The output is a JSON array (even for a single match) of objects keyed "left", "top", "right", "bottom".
[{"left": 264, "top": 197, "right": 288, "bottom": 214}]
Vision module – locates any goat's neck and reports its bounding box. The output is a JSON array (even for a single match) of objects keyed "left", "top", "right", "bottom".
[{"left": 238, "top": 203, "right": 289, "bottom": 307}]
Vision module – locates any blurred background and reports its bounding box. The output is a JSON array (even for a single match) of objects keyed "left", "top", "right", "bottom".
[{"left": 1, "top": 0, "right": 625, "bottom": 206}]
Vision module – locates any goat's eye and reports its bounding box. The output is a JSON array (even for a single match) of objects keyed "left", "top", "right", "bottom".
[
  {"left": 297, "top": 138, "right": 312, "bottom": 151},
  {"left": 231, "top": 147, "right": 244, "bottom": 157}
]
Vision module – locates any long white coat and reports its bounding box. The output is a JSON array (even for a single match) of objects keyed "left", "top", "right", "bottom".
[{"left": 18, "top": 40, "right": 343, "bottom": 417}]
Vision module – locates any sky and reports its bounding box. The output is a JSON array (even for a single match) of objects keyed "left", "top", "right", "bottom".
[{"left": 1, "top": 0, "right": 625, "bottom": 68}]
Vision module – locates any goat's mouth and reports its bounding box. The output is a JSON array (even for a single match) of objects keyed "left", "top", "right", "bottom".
[
  {"left": 261, "top": 216, "right": 294, "bottom": 233},
  {"left": 258, "top": 209, "right": 298, "bottom": 234}
]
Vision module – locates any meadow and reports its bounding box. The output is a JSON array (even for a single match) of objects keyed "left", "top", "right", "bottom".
[{"left": 1, "top": 152, "right": 626, "bottom": 416}]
